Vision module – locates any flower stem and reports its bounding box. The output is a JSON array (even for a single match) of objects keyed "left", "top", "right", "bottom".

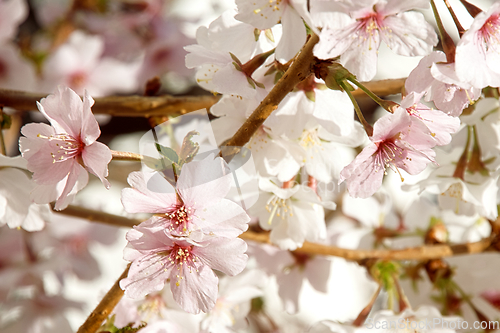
[
  {"left": 443, "top": 0, "right": 466, "bottom": 36},
  {"left": 431, "top": 0, "right": 457, "bottom": 63},
  {"left": 340, "top": 80, "right": 374, "bottom": 137},
  {"left": 110, "top": 150, "right": 143, "bottom": 162},
  {"left": 347, "top": 76, "right": 399, "bottom": 113},
  {"left": 0, "top": 108, "right": 6, "bottom": 155},
  {"left": 452, "top": 126, "right": 472, "bottom": 179}
]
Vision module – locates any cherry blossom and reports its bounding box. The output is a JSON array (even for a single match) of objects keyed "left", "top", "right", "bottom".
[
  {"left": 120, "top": 224, "right": 248, "bottom": 314},
  {"left": 399, "top": 91, "right": 461, "bottom": 146},
  {"left": 185, "top": 10, "right": 275, "bottom": 99},
  {"left": 19, "top": 85, "right": 112, "bottom": 210},
  {"left": 455, "top": 2, "right": 500, "bottom": 89},
  {"left": 200, "top": 269, "right": 265, "bottom": 333},
  {"left": 339, "top": 108, "right": 436, "bottom": 198},
  {"left": 235, "top": 0, "right": 316, "bottom": 61},
  {"left": 0, "top": 0, "right": 27, "bottom": 42},
  {"left": 251, "top": 178, "right": 335, "bottom": 250},
  {"left": 405, "top": 51, "right": 480, "bottom": 116},
  {"left": 313, "top": 0, "right": 437, "bottom": 81},
  {"left": 0, "top": 155, "right": 51, "bottom": 231},
  {"left": 122, "top": 154, "right": 250, "bottom": 239},
  {"left": 40, "top": 31, "right": 140, "bottom": 96}
]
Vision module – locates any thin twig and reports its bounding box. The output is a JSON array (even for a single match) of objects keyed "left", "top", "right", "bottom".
[
  {"left": 55, "top": 206, "right": 497, "bottom": 261},
  {"left": 76, "top": 263, "right": 131, "bottom": 333},
  {"left": 110, "top": 150, "right": 144, "bottom": 162}
]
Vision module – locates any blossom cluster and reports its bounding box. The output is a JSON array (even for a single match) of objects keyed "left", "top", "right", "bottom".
[{"left": 2, "top": 0, "right": 500, "bottom": 332}]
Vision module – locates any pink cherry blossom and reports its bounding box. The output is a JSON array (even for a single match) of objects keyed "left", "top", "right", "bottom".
[
  {"left": 121, "top": 154, "right": 250, "bottom": 239},
  {"left": 339, "top": 108, "right": 436, "bottom": 198},
  {"left": 0, "top": 0, "right": 27, "bottom": 42},
  {"left": 455, "top": 2, "right": 500, "bottom": 89},
  {"left": 405, "top": 51, "right": 480, "bottom": 116},
  {"left": 399, "top": 91, "right": 460, "bottom": 146},
  {"left": 19, "top": 85, "right": 112, "bottom": 210},
  {"left": 120, "top": 224, "right": 248, "bottom": 314},
  {"left": 313, "top": 0, "right": 437, "bottom": 81}
]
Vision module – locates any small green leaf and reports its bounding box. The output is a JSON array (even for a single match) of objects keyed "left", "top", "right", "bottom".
[
  {"left": 232, "top": 62, "right": 243, "bottom": 72},
  {"left": 156, "top": 144, "right": 179, "bottom": 164}
]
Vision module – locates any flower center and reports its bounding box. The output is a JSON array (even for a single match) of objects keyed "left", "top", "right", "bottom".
[
  {"left": 265, "top": 195, "right": 292, "bottom": 225},
  {"left": 168, "top": 245, "right": 199, "bottom": 286},
  {"left": 480, "top": 14, "right": 500, "bottom": 49},
  {"left": 38, "top": 133, "right": 84, "bottom": 163},
  {"left": 165, "top": 204, "right": 194, "bottom": 234},
  {"left": 374, "top": 139, "right": 406, "bottom": 181}
]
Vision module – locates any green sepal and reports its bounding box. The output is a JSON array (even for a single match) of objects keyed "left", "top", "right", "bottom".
[{"left": 1, "top": 114, "right": 11, "bottom": 129}]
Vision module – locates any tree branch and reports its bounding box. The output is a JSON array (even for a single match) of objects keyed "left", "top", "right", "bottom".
[
  {"left": 0, "top": 88, "right": 219, "bottom": 117},
  {"left": 222, "top": 33, "right": 320, "bottom": 149},
  {"left": 56, "top": 206, "right": 497, "bottom": 261},
  {"left": 0, "top": 79, "right": 404, "bottom": 118},
  {"left": 76, "top": 263, "right": 131, "bottom": 333}
]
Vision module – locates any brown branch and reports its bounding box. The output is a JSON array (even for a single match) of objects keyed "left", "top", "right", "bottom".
[
  {"left": 56, "top": 205, "right": 496, "bottom": 261},
  {"left": 0, "top": 88, "right": 219, "bottom": 117},
  {"left": 0, "top": 80, "right": 404, "bottom": 118},
  {"left": 76, "top": 263, "right": 131, "bottom": 333},
  {"left": 57, "top": 205, "right": 141, "bottom": 228},
  {"left": 223, "top": 34, "right": 320, "bottom": 149},
  {"left": 239, "top": 231, "right": 495, "bottom": 261}
]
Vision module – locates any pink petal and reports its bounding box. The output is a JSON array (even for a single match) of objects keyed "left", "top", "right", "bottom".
[
  {"left": 194, "top": 199, "right": 250, "bottom": 237},
  {"left": 80, "top": 90, "right": 100, "bottom": 145},
  {"left": 54, "top": 163, "right": 88, "bottom": 210},
  {"left": 81, "top": 141, "right": 111, "bottom": 188},
  {"left": 177, "top": 155, "right": 232, "bottom": 209},
  {"left": 121, "top": 171, "right": 176, "bottom": 214},
  {"left": 170, "top": 264, "right": 218, "bottom": 314},
  {"left": 37, "top": 86, "right": 84, "bottom": 138},
  {"left": 195, "top": 237, "right": 248, "bottom": 276}
]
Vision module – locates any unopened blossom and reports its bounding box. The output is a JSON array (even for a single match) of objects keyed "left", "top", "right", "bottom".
[
  {"left": 19, "top": 85, "right": 112, "bottom": 210},
  {"left": 120, "top": 224, "right": 248, "bottom": 314},
  {"left": 339, "top": 108, "right": 436, "bottom": 198},
  {"left": 406, "top": 51, "right": 480, "bottom": 116},
  {"left": 122, "top": 154, "right": 250, "bottom": 239},
  {"left": 314, "top": 0, "right": 437, "bottom": 81},
  {"left": 455, "top": 2, "right": 500, "bottom": 89}
]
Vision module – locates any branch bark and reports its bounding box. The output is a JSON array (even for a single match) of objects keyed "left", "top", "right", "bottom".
[
  {"left": 0, "top": 79, "right": 404, "bottom": 117},
  {"left": 0, "top": 88, "right": 219, "bottom": 117},
  {"left": 76, "top": 263, "right": 131, "bottom": 333},
  {"left": 56, "top": 206, "right": 497, "bottom": 261},
  {"left": 222, "top": 34, "right": 320, "bottom": 149}
]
